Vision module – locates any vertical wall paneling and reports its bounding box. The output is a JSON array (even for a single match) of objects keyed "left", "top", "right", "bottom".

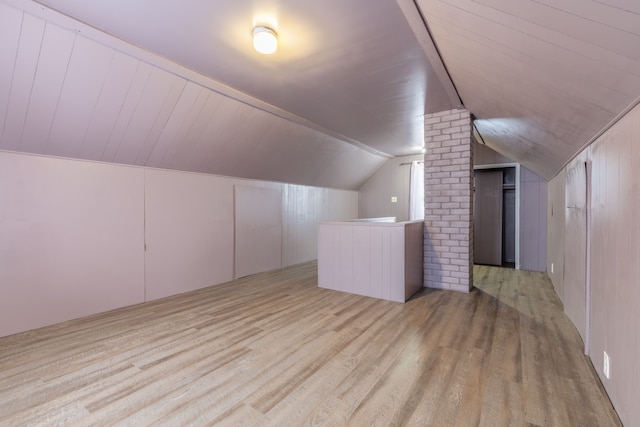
[
  {"left": 564, "top": 160, "right": 588, "bottom": 342},
  {"left": 520, "top": 166, "right": 548, "bottom": 271},
  {"left": 588, "top": 108, "right": 640, "bottom": 425},
  {"left": 547, "top": 169, "right": 566, "bottom": 299},
  {"left": 338, "top": 222, "right": 355, "bottom": 294},
  {"left": 584, "top": 160, "right": 592, "bottom": 354},
  {"left": 234, "top": 185, "right": 283, "bottom": 279},
  {"left": 317, "top": 221, "right": 339, "bottom": 293},
  {"left": 144, "top": 169, "right": 235, "bottom": 301},
  {"left": 551, "top": 102, "right": 640, "bottom": 426},
  {"left": 282, "top": 185, "right": 308, "bottom": 266},
  {"left": 352, "top": 224, "right": 370, "bottom": 297},
  {"left": 388, "top": 226, "right": 405, "bottom": 302},
  {"left": 0, "top": 151, "right": 145, "bottom": 337},
  {"left": 282, "top": 184, "right": 357, "bottom": 267},
  {"left": 318, "top": 221, "right": 424, "bottom": 302}
]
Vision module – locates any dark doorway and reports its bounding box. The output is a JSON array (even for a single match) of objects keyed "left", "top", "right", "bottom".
[{"left": 474, "top": 167, "right": 517, "bottom": 267}]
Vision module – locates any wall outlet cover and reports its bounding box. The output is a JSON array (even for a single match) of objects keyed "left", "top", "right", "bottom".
[
  {"left": 391, "top": 196, "right": 398, "bottom": 203},
  {"left": 603, "top": 351, "right": 610, "bottom": 379}
]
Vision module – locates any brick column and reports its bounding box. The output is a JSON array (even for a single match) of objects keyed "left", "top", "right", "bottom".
[{"left": 423, "top": 109, "right": 473, "bottom": 292}]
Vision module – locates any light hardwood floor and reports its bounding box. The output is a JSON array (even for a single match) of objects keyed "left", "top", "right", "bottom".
[{"left": 0, "top": 263, "right": 621, "bottom": 426}]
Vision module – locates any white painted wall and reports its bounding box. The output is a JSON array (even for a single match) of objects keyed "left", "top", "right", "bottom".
[
  {"left": 0, "top": 153, "right": 145, "bottom": 337},
  {"left": 144, "top": 169, "right": 235, "bottom": 301},
  {"left": 358, "top": 154, "right": 423, "bottom": 221},
  {"left": 0, "top": 151, "right": 357, "bottom": 337},
  {"left": 234, "top": 185, "right": 283, "bottom": 279}
]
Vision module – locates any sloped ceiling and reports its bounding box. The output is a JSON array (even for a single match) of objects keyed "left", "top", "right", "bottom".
[
  {"left": 2, "top": 0, "right": 640, "bottom": 187},
  {"left": 0, "top": 0, "right": 458, "bottom": 190},
  {"left": 417, "top": 0, "right": 640, "bottom": 179}
]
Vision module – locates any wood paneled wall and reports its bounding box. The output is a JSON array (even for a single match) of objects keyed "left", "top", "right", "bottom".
[
  {"left": 520, "top": 167, "right": 547, "bottom": 272},
  {"left": 547, "top": 102, "right": 640, "bottom": 426},
  {"left": 546, "top": 169, "right": 566, "bottom": 300},
  {"left": 318, "top": 220, "right": 423, "bottom": 302},
  {"left": 0, "top": 151, "right": 357, "bottom": 337}
]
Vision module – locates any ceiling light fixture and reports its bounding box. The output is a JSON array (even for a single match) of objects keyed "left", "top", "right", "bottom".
[{"left": 253, "top": 26, "right": 278, "bottom": 54}]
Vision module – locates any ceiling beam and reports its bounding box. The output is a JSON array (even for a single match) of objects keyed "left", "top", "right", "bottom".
[{"left": 395, "top": 0, "right": 463, "bottom": 109}]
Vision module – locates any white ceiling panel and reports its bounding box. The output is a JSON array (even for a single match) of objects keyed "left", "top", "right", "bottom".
[
  {"left": 100, "top": 62, "right": 155, "bottom": 163},
  {"left": 158, "top": 88, "right": 220, "bottom": 171},
  {"left": 113, "top": 68, "right": 185, "bottom": 165},
  {"left": 46, "top": 36, "right": 113, "bottom": 158},
  {"left": 1, "top": 13, "right": 44, "bottom": 152},
  {"left": 0, "top": 4, "right": 22, "bottom": 139},
  {"left": 78, "top": 52, "right": 141, "bottom": 161},
  {"left": 144, "top": 81, "right": 208, "bottom": 168},
  {"left": 20, "top": 23, "right": 74, "bottom": 154}
]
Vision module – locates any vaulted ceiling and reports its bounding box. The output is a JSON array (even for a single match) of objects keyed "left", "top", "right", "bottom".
[
  {"left": 417, "top": 0, "right": 640, "bottom": 178},
  {"left": 1, "top": 0, "right": 640, "bottom": 188}
]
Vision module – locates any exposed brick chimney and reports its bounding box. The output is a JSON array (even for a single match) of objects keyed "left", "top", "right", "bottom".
[{"left": 423, "top": 109, "right": 474, "bottom": 292}]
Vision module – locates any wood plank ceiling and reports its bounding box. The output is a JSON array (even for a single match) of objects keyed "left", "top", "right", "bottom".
[
  {"left": 417, "top": 0, "right": 640, "bottom": 178},
  {"left": 1, "top": 0, "right": 640, "bottom": 187},
  {"left": 0, "top": 0, "right": 457, "bottom": 190}
]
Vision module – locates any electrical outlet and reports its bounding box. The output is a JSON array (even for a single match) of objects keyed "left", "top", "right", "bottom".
[
  {"left": 551, "top": 263, "right": 554, "bottom": 274},
  {"left": 603, "top": 351, "right": 610, "bottom": 379},
  {"left": 391, "top": 196, "right": 398, "bottom": 203}
]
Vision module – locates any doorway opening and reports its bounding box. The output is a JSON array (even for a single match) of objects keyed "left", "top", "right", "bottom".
[{"left": 473, "top": 164, "right": 520, "bottom": 269}]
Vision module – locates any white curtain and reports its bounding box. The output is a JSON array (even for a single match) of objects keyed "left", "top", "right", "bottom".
[{"left": 409, "top": 160, "right": 424, "bottom": 220}]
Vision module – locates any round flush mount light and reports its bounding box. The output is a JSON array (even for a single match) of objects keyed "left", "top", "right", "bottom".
[{"left": 253, "top": 26, "right": 278, "bottom": 54}]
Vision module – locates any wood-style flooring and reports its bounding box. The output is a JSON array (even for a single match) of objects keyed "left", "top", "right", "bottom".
[{"left": 0, "top": 263, "right": 621, "bottom": 426}]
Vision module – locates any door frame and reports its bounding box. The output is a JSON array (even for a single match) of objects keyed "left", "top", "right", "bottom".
[{"left": 474, "top": 163, "right": 521, "bottom": 270}]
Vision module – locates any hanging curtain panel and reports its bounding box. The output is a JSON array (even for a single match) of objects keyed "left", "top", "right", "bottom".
[{"left": 409, "top": 160, "right": 424, "bottom": 221}]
